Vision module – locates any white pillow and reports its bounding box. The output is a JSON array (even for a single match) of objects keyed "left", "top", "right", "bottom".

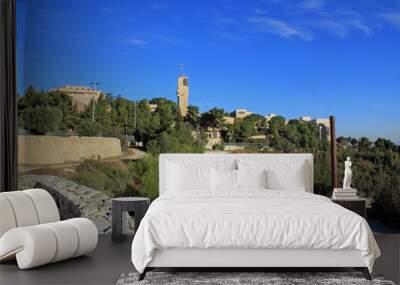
[
  {"left": 238, "top": 159, "right": 309, "bottom": 192},
  {"left": 236, "top": 169, "right": 267, "bottom": 189},
  {"left": 212, "top": 169, "right": 237, "bottom": 190},
  {"left": 266, "top": 168, "right": 306, "bottom": 191},
  {"left": 167, "top": 163, "right": 212, "bottom": 191}
]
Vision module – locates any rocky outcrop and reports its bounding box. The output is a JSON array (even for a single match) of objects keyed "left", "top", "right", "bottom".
[{"left": 18, "top": 175, "right": 134, "bottom": 235}]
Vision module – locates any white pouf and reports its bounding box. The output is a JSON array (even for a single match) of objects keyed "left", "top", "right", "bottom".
[{"left": 0, "top": 189, "right": 98, "bottom": 269}]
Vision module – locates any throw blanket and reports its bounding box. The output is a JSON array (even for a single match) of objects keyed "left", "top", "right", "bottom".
[{"left": 131, "top": 190, "right": 380, "bottom": 272}]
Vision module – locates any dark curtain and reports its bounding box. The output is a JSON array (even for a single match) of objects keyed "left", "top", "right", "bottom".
[{"left": 0, "top": 0, "right": 17, "bottom": 192}]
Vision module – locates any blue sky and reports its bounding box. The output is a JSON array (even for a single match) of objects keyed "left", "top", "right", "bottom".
[{"left": 17, "top": 0, "right": 400, "bottom": 142}]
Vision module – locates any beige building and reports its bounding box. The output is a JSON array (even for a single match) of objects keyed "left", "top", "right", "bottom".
[
  {"left": 314, "top": 118, "right": 331, "bottom": 141},
  {"left": 300, "top": 116, "right": 312, "bottom": 122},
  {"left": 314, "top": 118, "right": 330, "bottom": 126},
  {"left": 234, "top": 109, "right": 252, "bottom": 119},
  {"left": 300, "top": 116, "right": 331, "bottom": 141},
  {"left": 205, "top": 127, "right": 222, "bottom": 149},
  {"left": 149, "top": 103, "right": 158, "bottom": 112},
  {"left": 50, "top": 86, "right": 101, "bottom": 112},
  {"left": 177, "top": 75, "right": 189, "bottom": 116},
  {"left": 223, "top": 116, "right": 235, "bottom": 125},
  {"left": 265, "top": 113, "right": 277, "bottom": 121}
]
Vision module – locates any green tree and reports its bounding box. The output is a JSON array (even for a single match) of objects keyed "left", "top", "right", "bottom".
[
  {"left": 185, "top": 105, "right": 200, "bottom": 129},
  {"left": 18, "top": 86, "right": 76, "bottom": 132},
  {"left": 156, "top": 104, "right": 174, "bottom": 132},
  {"left": 245, "top": 113, "right": 267, "bottom": 130},
  {"left": 128, "top": 156, "right": 159, "bottom": 200},
  {"left": 77, "top": 120, "right": 99, "bottom": 137},
  {"left": 200, "top": 107, "right": 225, "bottom": 129},
  {"left": 133, "top": 99, "right": 152, "bottom": 143},
  {"left": 22, "top": 106, "right": 62, "bottom": 135},
  {"left": 359, "top": 137, "right": 372, "bottom": 152},
  {"left": 266, "top": 116, "right": 286, "bottom": 150},
  {"left": 18, "top": 86, "right": 48, "bottom": 114},
  {"left": 235, "top": 119, "right": 255, "bottom": 141}
]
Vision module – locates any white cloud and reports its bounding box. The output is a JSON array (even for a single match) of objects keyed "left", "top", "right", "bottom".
[
  {"left": 348, "top": 20, "right": 372, "bottom": 36},
  {"left": 314, "top": 18, "right": 372, "bottom": 38},
  {"left": 127, "top": 38, "right": 147, "bottom": 46},
  {"left": 298, "top": 0, "right": 326, "bottom": 11},
  {"left": 379, "top": 12, "right": 400, "bottom": 28},
  {"left": 247, "top": 16, "right": 314, "bottom": 41}
]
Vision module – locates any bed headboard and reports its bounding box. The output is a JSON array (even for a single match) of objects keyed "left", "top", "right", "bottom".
[{"left": 159, "top": 153, "right": 314, "bottom": 195}]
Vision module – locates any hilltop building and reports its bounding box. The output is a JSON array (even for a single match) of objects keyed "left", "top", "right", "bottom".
[
  {"left": 50, "top": 85, "right": 101, "bottom": 112},
  {"left": 177, "top": 75, "right": 189, "bottom": 116},
  {"left": 225, "top": 111, "right": 277, "bottom": 123},
  {"left": 299, "top": 116, "right": 331, "bottom": 141},
  {"left": 265, "top": 113, "right": 277, "bottom": 121},
  {"left": 315, "top": 118, "right": 331, "bottom": 141},
  {"left": 234, "top": 109, "right": 252, "bottom": 119},
  {"left": 149, "top": 103, "right": 158, "bottom": 112},
  {"left": 300, "top": 116, "right": 312, "bottom": 122}
]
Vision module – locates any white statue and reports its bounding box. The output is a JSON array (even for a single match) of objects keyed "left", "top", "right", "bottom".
[{"left": 343, "top": 157, "right": 352, "bottom": 189}]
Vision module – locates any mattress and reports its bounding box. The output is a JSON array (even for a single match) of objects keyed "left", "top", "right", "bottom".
[{"left": 131, "top": 190, "right": 380, "bottom": 273}]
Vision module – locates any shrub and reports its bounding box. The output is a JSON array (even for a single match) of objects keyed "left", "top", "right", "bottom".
[
  {"left": 128, "top": 155, "right": 159, "bottom": 200},
  {"left": 74, "top": 159, "right": 133, "bottom": 197},
  {"left": 146, "top": 126, "right": 205, "bottom": 156},
  {"left": 77, "top": 120, "right": 99, "bottom": 137},
  {"left": 213, "top": 143, "right": 225, "bottom": 151},
  {"left": 371, "top": 176, "right": 400, "bottom": 228}
]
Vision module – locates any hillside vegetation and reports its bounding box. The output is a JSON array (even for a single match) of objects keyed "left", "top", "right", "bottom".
[{"left": 18, "top": 87, "right": 400, "bottom": 228}]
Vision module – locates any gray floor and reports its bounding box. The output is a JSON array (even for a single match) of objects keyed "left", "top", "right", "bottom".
[
  {"left": 374, "top": 234, "right": 400, "bottom": 284},
  {"left": 0, "top": 235, "right": 134, "bottom": 285},
  {"left": 1, "top": 234, "right": 399, "bottom": 285}
]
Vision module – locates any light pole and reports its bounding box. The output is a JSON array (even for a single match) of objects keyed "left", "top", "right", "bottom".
[
  {"left": 134, "top": 100, "right": 137, "bottom": 131},
  {"left": 132, "top": 100, "right": 137, "bottom": 146},
  {"left": 90, "top": 82, "right": 100, "bottom": 123},
  {"left": 125, "top": 113, "right": 128, "bottom": 136}
]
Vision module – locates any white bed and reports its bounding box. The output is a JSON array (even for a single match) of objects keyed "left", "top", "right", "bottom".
[{"left": 131, "top": 154, "right": 380, "bottom": 280}]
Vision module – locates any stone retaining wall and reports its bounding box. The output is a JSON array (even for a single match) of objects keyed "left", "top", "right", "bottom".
[
  {"left": 18, "top": 175, "right": 134, "bottom": 235},
  {"left": 18, "top": 135, "right": 122, "bottom": 165}
]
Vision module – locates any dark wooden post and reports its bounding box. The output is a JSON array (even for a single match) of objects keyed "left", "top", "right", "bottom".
[{"left": 329, "top": 116, "right": 338, "bottom": 189}]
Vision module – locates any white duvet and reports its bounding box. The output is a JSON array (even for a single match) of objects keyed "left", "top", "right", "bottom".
[{"left": 131, "top": 190, "right": 380, "bottom": 273}]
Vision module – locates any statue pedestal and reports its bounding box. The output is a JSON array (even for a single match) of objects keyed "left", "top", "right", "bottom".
[
  {"left": 332, "top": 188, "right": 358, "bottom": 200},
  {"left": 334, "top": 188, "right": 357, "bottom": 192}
]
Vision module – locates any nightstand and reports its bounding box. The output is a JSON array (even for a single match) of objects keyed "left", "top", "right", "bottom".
[
  {"left": 111, "top": 197, "right": 150, "bottom": 242},
  {"left": 332, "top": 198, "right": 366, "bottom": 218}
]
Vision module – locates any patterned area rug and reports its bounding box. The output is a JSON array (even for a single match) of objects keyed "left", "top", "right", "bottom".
[{"left": 116, "top": 272, "right": 395, "bottom": 285}]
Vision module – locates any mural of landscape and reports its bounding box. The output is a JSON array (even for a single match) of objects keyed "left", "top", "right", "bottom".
[{"left": 16, "top": 0, "right": 400, "bottom": 233}]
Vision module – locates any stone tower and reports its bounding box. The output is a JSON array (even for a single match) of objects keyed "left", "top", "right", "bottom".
[{"left": 177, "top": 75, "right": 189, "bottom": 117}]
